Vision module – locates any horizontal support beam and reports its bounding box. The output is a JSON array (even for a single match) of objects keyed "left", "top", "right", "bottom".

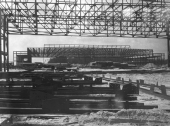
[{"left": 0, "top": 0, "right": 169, "bottom": 38}]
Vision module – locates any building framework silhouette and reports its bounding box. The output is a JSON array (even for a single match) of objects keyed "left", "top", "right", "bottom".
[{"left": 0, "top": 0, "right": 170, "bottom": 71}]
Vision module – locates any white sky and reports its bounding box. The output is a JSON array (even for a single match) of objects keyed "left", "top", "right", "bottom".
[{"left": 9, "top": 35, "right": 167, "bottom": 62}]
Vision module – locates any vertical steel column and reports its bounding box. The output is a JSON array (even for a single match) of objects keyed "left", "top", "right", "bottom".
[
  {"left": 80, "top": 0, "right": 81, "bottom": 36},
  {"left": 7, "top": 19, "right": 9, "bottom": 72},
  {"left": 27, "top": 48, "right": 32, "bottom": 63},
  {"left": 13, "top": 51, "right": 14, "bottom": 66},
  {"left": 0, "top": 8, "right": 2, "bottom": 71},
  {"left": 35, "top": 0, "right": 38, "bottom": 35},
  {"left": 3, "top": 15, "right": 6, "bottom": 72},
  {"left": 167, "top": 21, "right": 170, "bottom": 67},
  {"left": 168, "top": 38, "right": 170, "bottom": 67}
]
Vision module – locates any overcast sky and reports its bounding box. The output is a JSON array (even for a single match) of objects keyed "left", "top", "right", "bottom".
[{"left": 9, "top": 35, "right": 167, "bottom": 62}]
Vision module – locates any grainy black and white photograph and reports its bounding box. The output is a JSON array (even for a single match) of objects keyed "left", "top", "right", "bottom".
[{"left": 0, "top": 0, "right": 170, "bottom": 125}]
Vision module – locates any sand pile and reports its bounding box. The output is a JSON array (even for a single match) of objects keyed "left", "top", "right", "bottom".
[
  {"left": 11, "top": 109, "right": 170, "bottom": 126},
  {"left": 141, "top": 63, "right": 158, "bottom": 69}
]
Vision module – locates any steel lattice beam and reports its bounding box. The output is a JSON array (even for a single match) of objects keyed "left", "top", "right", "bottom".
[
  {"left": 0, "top": 0, "right": 170, "bottom": 69},
  {"left": 27, "top": 44, "right": 153, "bottom": 58},
  {"left": 0, "top": 0, "right": 169, "bottom": 38},
  {"left": 0, "top": 8, "right": 9, "bottom": 72},
  {"left": 13, "top": 44, "right": 165, "bottom": 65},
  {"left": 20, "top": 44, "right": 163, "bottom": 65}
]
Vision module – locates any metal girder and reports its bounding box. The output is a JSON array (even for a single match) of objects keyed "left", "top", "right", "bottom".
[
  {"left": 27, "top": 44, "right": 153, "bottom": 58},
  {"left": 168, "top": 38, "right": 170, "bottom": 67},
  {"left": 15, "top": 45, "right": 165, "bottom": 65},
  {"left": 44, "top": 44, "right": 131, "bottom": 48},
  {"left": 120, "top": 48, "right": 153, "bottom": 56},
  {"left": 0, "top": 0, "right": 169, "bottom": 68},
  {"left": 0, "top": 8, "right": 9, "bottom": 72},
  {"left": 13, "top": 51, "right": 27, "bottom": 66},
  {"left": 23, "top": 44, "right": 166, "bottom": 65},
  {"left": 0, "top": 8, "right": 2, "bottom": 71},
  {"left": 167, "top": 21, "right": 170, "bottom": 67},
  {"left": 0, "top": 0, "right": 169, "bottom": 38}
]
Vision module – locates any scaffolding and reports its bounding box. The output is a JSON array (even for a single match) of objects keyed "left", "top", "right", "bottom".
[
  {"left": 13, "top": 44, "right": 165, "bottom": 66},
  {"left": 1, "top": 0, "right": 170, "bottom": 71}
]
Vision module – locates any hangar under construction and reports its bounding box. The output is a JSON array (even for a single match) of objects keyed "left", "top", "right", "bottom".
[
  {"left": 13, "top": 44, "right": 165, "bottom": 66},
  {"left": 1, "top": 0, "right": 170, "bottom": 71}
]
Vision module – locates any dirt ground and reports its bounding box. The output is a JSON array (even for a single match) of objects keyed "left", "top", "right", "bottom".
[
  {"left": 138, "top": 91, "right": 170, "bottom": 110},
  {"left": 10, "top": 109, "right": 170, "bottom": 126}
]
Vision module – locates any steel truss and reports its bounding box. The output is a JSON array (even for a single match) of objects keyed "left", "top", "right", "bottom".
[
  {"left": 1, "top": 0, "right": 170, "bottom": 71},
  {"left": 13, "top": 44, "right": 165, "bottom": 66},
  {"left": 28, "top": 44, "right": 153, "bottom": 58},
  {"left": 1, "top": 0, "right": 170, "bottom": 37},
  {"left": 0, "top": 8, "right": 8, "bottom": 71},
  {"left": 13, "top": 51, "right": 27, "bottom": 66}
]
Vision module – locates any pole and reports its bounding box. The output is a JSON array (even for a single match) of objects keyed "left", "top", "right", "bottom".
[
  {"left": 35, "top": 0, "right": 38, "bottom": 35},
  {"left": 3, "top": 15, "right": 6, "bottom": 72},
  {"left": 7, "top": 19, "right": 9, "bottom": 72},
  {"left": 0, "top": 8, "right": 2, "bottom": 71},
  {"left": 167, "top": 21, "right": 170, "bottom": 67},
  {"left": 168, "top": 38, "right": 170, "bottom": 67}
]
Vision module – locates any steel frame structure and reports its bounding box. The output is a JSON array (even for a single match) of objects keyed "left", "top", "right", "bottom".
[
  {"left": 125, "top": 53, "right": 165, "bottom": 65},
  {"left": 13, "top": 51, "right": 27, "bottom": 66},
  {"left": 13, "top": 44, "right": 165, "bottom": 66},
  {"left": 0, "top": 8, "right": 8, "bottom": 71},
  {"left": 28, "top": 44, "right": 153, "bottom": 57},
  {"left": 1, "top": 0, "right": 170, "bottom": 71}
]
